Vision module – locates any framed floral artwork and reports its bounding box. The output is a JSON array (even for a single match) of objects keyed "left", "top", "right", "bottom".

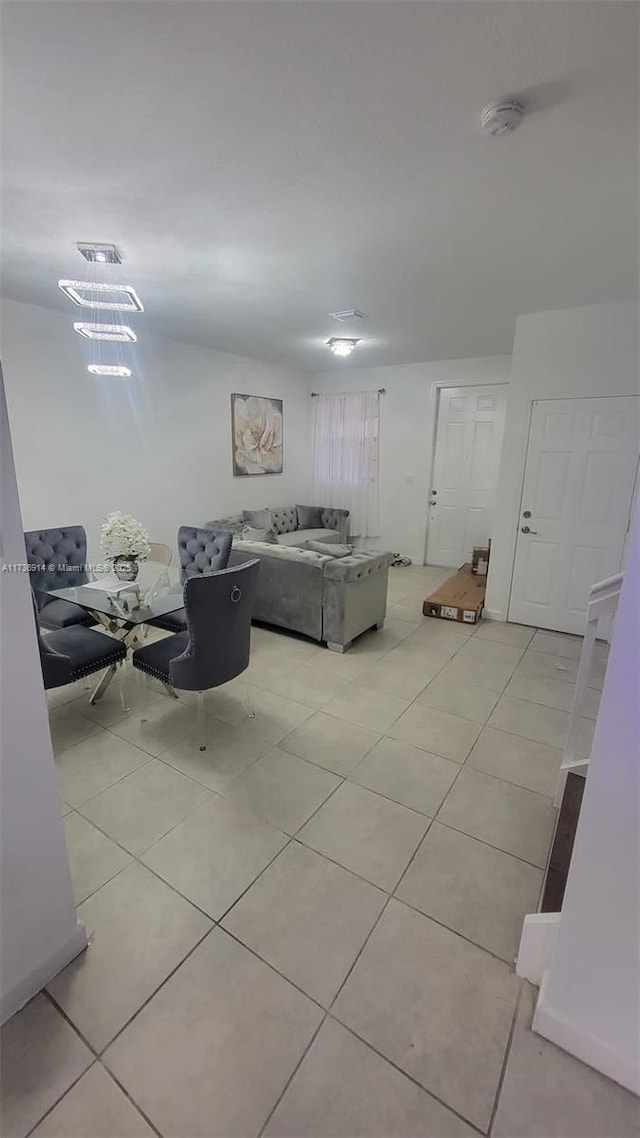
[{"left": 231, "top": 393, "right": 283, "bottom": 476}]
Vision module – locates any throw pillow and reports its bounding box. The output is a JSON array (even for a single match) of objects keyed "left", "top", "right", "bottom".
[
  {"left": 296, "top": 504, "right": 322, "bottom": 528},
  {"left": 206, "top": 515, "right": 244, "bottom": 534},
  {"left": 243, "top": 508, "right": 273, "bottom": 530},
  {"left": 305, "top": 540, "right": 353, "bottom": 558},
  {"left": 238, "top": 525, "right": 278, "bottom": 544}
]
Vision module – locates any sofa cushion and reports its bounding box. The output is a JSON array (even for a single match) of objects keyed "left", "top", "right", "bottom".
[
  {"left": 320, "top": 508, "right": 349, "bottom": 535},
  {"left": 206, "top": 514, "right": 244, "bottom": 534},
  {"left": 232, "top": 540, "right": 331, "bottom": 563},
  {"left": 322, "top": 550, "right": 393, "bottom": 582},
  {"left": 269, "top": 506, "right": 299, "bottom": 535},
  {"left": 240, "top": 525, "right": 278, "bottom": 544},
  {"left": 305, "top": 541, "right": 353, "bottom": 558},
  {"left": 243, "top": 508, "right": 273, "bottom": 530},
  {"left": 296, "top": 504, "right": 322, "bottom": 528},
  {"left": 277, "top": 528, "right": 342, "bottom": 547}
]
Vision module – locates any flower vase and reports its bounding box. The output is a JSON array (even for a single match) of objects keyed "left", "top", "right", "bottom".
[{"left": 113, "top": 557, "right": 139, "bottom": 582}]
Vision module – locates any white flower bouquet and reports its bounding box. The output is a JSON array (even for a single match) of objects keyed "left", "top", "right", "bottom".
[{"left": 100, "top": 512, "right": 150, "bottom": 563}]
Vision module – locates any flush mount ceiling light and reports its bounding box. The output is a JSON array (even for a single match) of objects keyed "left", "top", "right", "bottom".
[
  {"left": 327, "top": 337, "right": 360, "bottom": 357},
  {"left": 329, "top": 309, "right": 368, "bottom": 323},
  {"left": 77, "top": 242, "right": 122, "bottom": 264},
  {"left": 87, "top": 364, "right": 132, "bottom": 377},
  {"left": 74, "top": 322, "right": 137, "bottom": 342},
  {"left": 59, "top": 280, "right": 144, "bottom": 311}
]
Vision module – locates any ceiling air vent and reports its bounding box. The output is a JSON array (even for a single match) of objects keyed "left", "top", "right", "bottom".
[{"left": 329, "top": 309, "right": 368, "bottom": 323}]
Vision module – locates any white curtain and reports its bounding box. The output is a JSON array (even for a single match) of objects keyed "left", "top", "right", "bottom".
[{"left": 312, "top": 390, "right": 380, "bottom": 538}]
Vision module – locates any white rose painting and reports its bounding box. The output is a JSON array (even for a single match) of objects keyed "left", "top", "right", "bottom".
[{"left": 231, "top": 393, "right": 283, "bottom": 476}]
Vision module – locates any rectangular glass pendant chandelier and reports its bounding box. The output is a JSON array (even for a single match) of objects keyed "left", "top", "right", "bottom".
[
  {"left": 59, "top": 280, "right": 144, "bottom": 312},
  {"left": 87, "top": 364, "right": 132, "bottom": 377},
  {"left": 74, "top": 322, "right": 137, "bottom": 342},
  {"left": 61, "top": 244, "right": 143, "bottom": 377}
]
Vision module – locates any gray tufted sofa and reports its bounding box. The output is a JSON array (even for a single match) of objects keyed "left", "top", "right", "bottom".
[
  {"left": 227, "top": 539, "right": 392, "bottom": 652},
  {"left": 206, "top": 505, "right": 350, "bottom": 548}
]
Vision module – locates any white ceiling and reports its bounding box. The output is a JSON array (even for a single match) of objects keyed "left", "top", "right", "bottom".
[{"left": 1, "top": 1, "right": 638, "bottom": 370}]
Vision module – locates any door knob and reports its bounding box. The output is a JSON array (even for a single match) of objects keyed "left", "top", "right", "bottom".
[{"left": 521, "top": 526, "right": 538, "bottom": 534}]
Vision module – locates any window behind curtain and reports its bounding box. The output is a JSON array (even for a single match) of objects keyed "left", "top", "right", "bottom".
[{"left": 312, "top": 390, "right": 380, "bottom": 538}]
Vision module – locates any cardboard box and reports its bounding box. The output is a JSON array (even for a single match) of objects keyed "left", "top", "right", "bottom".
[
  {"left": 422, "top": 563, "right": 486, "bottom": 624},
  {"left": 472, "top": 547, "right": 489, "bottom": 575},
  {"left": 472, "top": 542, "right": 491, "bottom": 576}
]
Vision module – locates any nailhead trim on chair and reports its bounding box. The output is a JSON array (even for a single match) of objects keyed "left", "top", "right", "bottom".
[
  {"left": 134, "top": 657, "right": 171, "bottom": 683},
  {"left": 68, "top": 645, "right": 126, "bottom": 680}
]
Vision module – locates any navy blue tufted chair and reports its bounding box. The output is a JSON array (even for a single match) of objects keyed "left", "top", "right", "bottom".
[
  {"left": 133, "top": 560, "right": 259, "bottom": 750},
  {"left": 149, "top": 525, "right": 232, "bottom": 634},
  {"left": 24, "top": 526, "right": 94, "bottom": 630},
  {"left": 32, "top": 591, "right": 126, "bottom": 691}
]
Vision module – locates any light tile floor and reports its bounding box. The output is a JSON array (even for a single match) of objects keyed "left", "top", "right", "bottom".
[{"left": 3, "top": 565, "right": 638, "bottom": 1138}]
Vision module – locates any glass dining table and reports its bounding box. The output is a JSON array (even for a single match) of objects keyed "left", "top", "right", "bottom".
[{"left": 49, "top": 562, "right": 184, "bottom": 705}]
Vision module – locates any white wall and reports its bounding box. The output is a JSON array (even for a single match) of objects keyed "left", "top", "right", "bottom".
[
  {"left": 311, "top": 356, "right": 511, "bottom": 562},
  {"left": 533, "top": 495, "right": 640, "bottom": 1093},
  {"left": 6, "top": 297, "right": 636, "bottom": 620},
  {"left": 1, "top": 299, "right": 312, "bottom": 557},
  {"left": 0, "top": 370, "right": 86, "bottom": 1024},
  {"left": 486, "top": 301, "right": 639, "bottom": 620}
]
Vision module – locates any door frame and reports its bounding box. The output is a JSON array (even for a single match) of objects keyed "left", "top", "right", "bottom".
[
  {"left": 506, "top": 395, "right": 640, "bottom": 631},
  {"left": 422, "top": 378, "right": 509, "bottom": 566}
]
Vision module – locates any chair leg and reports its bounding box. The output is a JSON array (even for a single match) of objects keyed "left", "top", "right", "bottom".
[
  {"left": 243, "top": 683, "right": 255, "bottom": 720},
  {"left": 197, "top": 691, "right": 206, "bottom": 751},
  {"left": 90, "top": 664, "right": 117, "bottom": 705},
  {"left": 134, "top": 661, "right": 146, "bottom": 709},
  {"left": 119, "top": 661, "right": 130, "bottom": 712},
  {"left": 163, "top": 682, "right": 180, "bottom": 700}
]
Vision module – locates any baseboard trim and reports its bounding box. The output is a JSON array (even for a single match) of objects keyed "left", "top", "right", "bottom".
[
  {"left": 481, "top": 608, "right": 506, "bottom": 622},
  {"left": 516, "top": 913, "right": 560, "bottom": 984},
  {"left": 1, "top": 922, "right": 87, "bottom": 1025},
  {"left": 533, "top": 972, "right": 640, "bottom": 1095}
]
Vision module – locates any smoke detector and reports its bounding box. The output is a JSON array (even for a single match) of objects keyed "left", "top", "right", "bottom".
[{"left": 481, "top": 100, "right": 524, "bottom": 137}]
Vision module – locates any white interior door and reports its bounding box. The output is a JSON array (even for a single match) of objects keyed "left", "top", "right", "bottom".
[
  {"left": 426, "top": 385, "right": 507, "bottom": 567},
  {"left": 509, "top": 396, "right": 639, "bottom": 635}
]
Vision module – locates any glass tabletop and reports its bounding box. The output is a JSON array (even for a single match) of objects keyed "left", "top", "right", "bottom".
[{"left": 49, "top": 562, "right": 184, "bottom": 626}]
